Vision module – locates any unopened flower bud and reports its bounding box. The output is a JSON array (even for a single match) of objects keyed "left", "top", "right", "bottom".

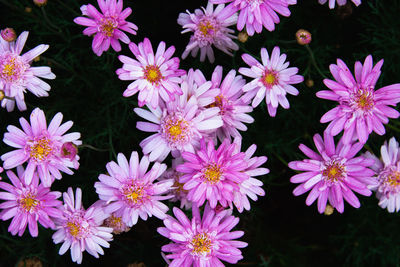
[
  {"left": 305, "top": 79, "right": 314, "bottom": 88},
  {"left": 324, "top": 204, "right": 334, "bottom": 215},
  {"left": 33, "top": 0, "right": 47, "bottom": 7},
  {"left": 33, "top": 56, "right": 40, "bottom": 62},
  {"left": 17, "top": 257, "right": 43, "bottom": 267},
  {"left": 238, "top": 31, "right": 248, "bottom": 43},
  {"left": 61, "top": 142, "right": 78, "bottom": 160},
  {"left": 0, "top": 91, "right": 5, "bottom": 101},
  {"left": 296, "top": 29, "right": 312, "bottom": 45},
  {"left": 25, "top": 7, "right": 32, "bottom": 13},
  {"left": 1, "top": 28, "right": 16, "bottom": 42}
]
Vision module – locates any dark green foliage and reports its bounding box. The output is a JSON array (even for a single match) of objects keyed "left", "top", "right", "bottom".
[{"left": 0, "top": 0, "right": 400, "bottom": 266}]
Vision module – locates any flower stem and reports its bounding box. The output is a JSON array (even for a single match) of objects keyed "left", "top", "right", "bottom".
[{"left": 305, "top": 44, "right": 327, "bottom": 79}]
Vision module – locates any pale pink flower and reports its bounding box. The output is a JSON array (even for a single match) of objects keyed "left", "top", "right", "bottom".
[
  {"left": 0, "top": 31, "right": 55, "bottom": 111},
  {"left": 116, "top": 38, "right": 185, "bottom": 108},
  {"left": 134, "top": 82, "right": 223, "bottom": 162},
  {"left": 94, "top": 152, "right": 172, "bottom": 227},
  {"left": 158, "top": 204, "right": 247, "bottom": 266},
  {"left": 239, "top": 46, "right": 303, "bottom": 117},
  {"left": 1, "top": 108, "right": 81, "bottom": 187},
  {"left": 365, "top": 137, "right": 400, "bottom": 212},
  {"left": 74, "top": 0, "right": 138, "bottom": 56},
  {"left": 0, "top": 166, "right": 62, "bottom": 237},
  {"left": 317, "top": 55, "right": 400, "bottom": 144},
  {"left": 318, "top": 0, "right": 361, "bottom": 9},
  {"left": 177, "top": 2, "right": 239, "bottom": 63},
  {"left": 210, "top": 0, "right": 297, "bottom": 35},
  {"left": 52, "top": 188, "right": 113, "bottom": 264},
  {"left": 289, "top": 132, "right": 375, "bottom": 213},
  {"left": 177, "top": 138, "right": 249, "bottom": 209},
  {"left": 104, "top": 212, "right": 130, "bottom": 234}
]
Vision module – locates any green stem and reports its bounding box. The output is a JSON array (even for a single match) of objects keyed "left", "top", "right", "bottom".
[
  {"left": 80, "top": 144, "right": 109, "bottom": 152},
  {"left": 305, "top": 44, "right": 327, "bottom": 79}
]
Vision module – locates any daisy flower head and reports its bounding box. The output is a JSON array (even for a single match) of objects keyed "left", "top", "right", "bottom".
[
  {"left": 366, "top": 137, "right": 400, "bottom": 212},
  {"left": 1, "top": 108, "right": 82, "bottom": 187},
  {"left": 104, "top": 212, "right": 130, "bottom": 234},
  {"left": 318, "top": 0, "right": 361, "bottom": 9},
  {"left": 158, "top": 157, "right": 192, "bottom": 210},
  {"left": 288, "top": 132, "right": 375, "bottom": 213},
  {"left": 116, "top": 38, "right": 185, "bottom": 108},
  {"left": 177, "top": 2, "right": 239, "bottom": 63},
  {"left": 0, "top": 31, "right": 55, "bottom": 112},
  {"left": 231, "top": 137, "right": 268, "bottom": 212},
  {"left": 74, "top": 0, "right": 138, "bottom": 56},
  {"left": 210, "top": 0, "right": 297, "bottom": 35},
  {"left": 94, "top": 152, "right": 173, "bottom": 227},
  {"left": 158, "top": 204, "right": 247, "bottom": 266},
  {"left": 0, "top": 166, "right": 62, "bottom": 237},
  {"left": 52, "top": 188, "right": 113, "bottom": 264},
  {"left": 134, "top": 85, "right": 223, "bottom": 162},
  {"left": 239, "top": 46, "right": 304, "bottom": 117},
  {"left": 177, "top": 138, "right": 249, "bottom": 209},
  {"left": 317, "top": 55, "right": 400, "bottom": 144}
]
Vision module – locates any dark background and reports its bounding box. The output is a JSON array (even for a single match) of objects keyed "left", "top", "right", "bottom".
[{"left": 1, "top": 0, "right": 400, "bottom": 266}]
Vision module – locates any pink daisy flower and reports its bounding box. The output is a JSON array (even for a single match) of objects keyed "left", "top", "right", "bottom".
[
  {"left": 364, "top": 137, "right": 400, "bottom": 212},
  {"left": 232, "top": 137, "right": 268, "bottom": 212},
  {"left": 104, "top": 212, "right": 130, "bottom": 234},
  {"left": 134, "top": 84, "right": 223, "bottom": 162},
  {"left": 210, "top": 0, "right": 297, "bottom": 35},
  {"left": 1, "top": 108, "right": 81, "bottom": 187},
  {"left": 52, "top": 188, "right": 113, "bottom": 264},
  {"left": 318, "top": 0, "right": 361, "bottom": 9},
  {"left": 94, "top": 152, "right": 173, "bottom": 227},
  {"left": 289, "top": 132, "right": 375, "bottom": 213},
  {"left": 116, "top": 38, "right": 185, "bottom": 108},
  {"left": 74, "top": 0, "right": 138, "bottom": 56},
  {"left": 158, "top": 204, "right": 247, "bottom": 266},
  {"left": 177, "top": 138, "right": 249, "bottom": 209},
  {"left": 0, "top": 31, "right": 55, "bottom": 112},
  {"left": 0, "top": 166, "right": 62, "bottom": 237},
  {"left": 239, "top": 46, "right": 304, "bottom": 117},
  {"left": 177, "top": 2, "right": 239, "bottom": 63},
  {"left": 207, "top": 66, "right": 254, "bottom": 141},
  {"left": 317, "top": 55, "right": 400, "bottom": 144}
]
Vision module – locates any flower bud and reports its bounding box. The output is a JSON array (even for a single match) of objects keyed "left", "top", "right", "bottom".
[
  {"left": 1, "top": 28, "right": 16, "bottom": 42},
  {"left": 25, "top": 7, "right": 32, "bottom": 13},
  {"left": 33, "top": 0, "right": 47, "bottom": 7},
  {"left": 238, "top": 31, "right": 248, "bottom": 43},
  {"left": 0, "top": 90, "right": 5, "bottom": 101},
  {"left": 61, "top": 142, "right": 78, "bottom": 160},
  {"left": 324, "top": 204, "right": 334, "bottom": 215},
  {"left": 305, "top": 79, "right": 314, "bottom": 88},
  {"left": 295, "top": 29, "right": 312, "bottom": 45}
]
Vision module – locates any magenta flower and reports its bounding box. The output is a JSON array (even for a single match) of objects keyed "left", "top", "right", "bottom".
[
  {"left": 0, "top": 31, "right": 55, "bottom": 111},
  {"left": 177, "top": 138, "right": 249, "bottom": 209},
  {"left": 365, "top": 137, "right": 400, "bottom": 212},
  {"left": 1, "top": 28, "right": 16, "bottom": 42},
  {"left": 318, "top": 0, "right": 361, "bottom": 9},
  {"left": 239, "top": 46, "right": 303, "bottom": 117},
  {"left": 177, "top": 2, "right": 239, "bottom": 63},
  {"left": 52, "top": 188, "right": 113, "bottom": 264},
  {"left": 1, "top": 108, "right": 81, "bottom": 187},
  {"left": 116, "top": 38, "right": 185, "bottom": 108},
  {"left": 317, "top": 55, "right": 400, "bottom": 144},
  {"left": 134, "top": 82, "right": 223, "bottom": 162},
  {"left": 289, "top": 132, "right": 375, "bottom": 213},
  {"left": 74, "top": 0, "right": 138, "bottom": 56},
  {"left": 158, "top": 204, "right": 247, "bottom": 266},
  {"left": 0, "top": 167, "right": 62, "bottom": 237},
  {"left": 210, "top": 0, "right": 297, "bottom": 35},
  {"left": 94, "top": 152, "right": 173, "bottom": 227}
]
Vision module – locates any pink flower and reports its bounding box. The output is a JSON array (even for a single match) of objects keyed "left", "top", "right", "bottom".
[
  {"left": 52, "top": 188, "right": 113, "bottom": 264},
  {"left": 289, "top": 132, "right": 375, "bottom": 213},
  {"left": 210, "top": 0, "right": 297, "bottom": 35},
  {"left": 0, "top": 166, "right": 62, "bottom": 237},
  {"left": 134, "top": 82, "right": 223, "bottom": 162},
  {"left": 74, "top": 0, "right": 138, "bottom": 56},
  {"left": 317, "top": 55, "right": 400, "bottom": 144},
  {"left": 158, "top": 204, "right": 247, "bottom": 266},
  {"left": 177, "top": 138, "right": 249, "bottom": 209},
  {"left": 94, "top": 152, "right": 172, "bottom": 227},
  {"left": 365, "top": 137, "right": 400, "bottom": 212},
  {"left": 1, "top": 108, "right": 81, "bottom": 187},
  {"left": 232, "top": 137, "right": 268, "bottom": 212},
  {"left": 104, "top": 212, "right": 130, "bottom": 234},
  {"left": 0, "top": 31, "right": 55, "bottom": 111},
  {"left": 318, "top": 0, "right": 361, "bottom": 9},
  {"left": 116, "top": 38, "right": 185, "bottom": 108},
  {"left": 177, "top": 2, "right": 239, "bottom": 63},
  {"left": 207, "top": 66, "right": 254, "bottom": 141},
  {"left": 239, "top": 46, "right": 303, "bottom": 117}
]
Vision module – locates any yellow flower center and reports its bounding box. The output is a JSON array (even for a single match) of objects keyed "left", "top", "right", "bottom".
[
  {"left": 67, "top": 221, "right": 81, "bottom": 237},
  {"left": 191, "top": 233, "right": 212, "bottom": 255},
  {"left": 356, "top": 93, "right": 374, "bottom": 111},
  {"left": 322, "top": 162, "right": 345, "bottom": 182},
  {"left": 100, "top": 18, "right": 118, "bottom": 37},
  {"left": 123, "top": 184, "right": 146, "bottom": 206},
  {"left": 198, "top": 21, "right": 214, "bottom": 37},
  {"left": 2, "top": 60, "right": 16, "bottom": 78},
  {"left": 29, "top": 138, "right": 52, "bottom": 161},
  {"left": 203, "top": 164, "right": 222, "bottom": 184},
  {"left": 263, "top": 73, "right": 276, "bottom": 86},
  {"left": 19, "top": 194, "right": 39, "bottom": 212},
  {"left": 144, "top": 65, "right": 163, "bottom": 84},
  {"left": 386, "top": 171, "right": 400, "bottom": 187}
]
